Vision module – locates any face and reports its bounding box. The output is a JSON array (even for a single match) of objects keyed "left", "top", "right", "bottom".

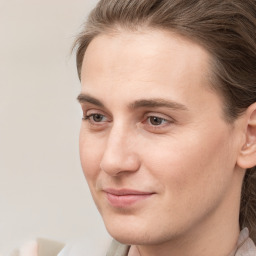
[{"left": 78, "top": 29, "right": 242, "bottom": 245}]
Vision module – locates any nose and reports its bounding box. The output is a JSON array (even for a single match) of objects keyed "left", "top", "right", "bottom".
[{"left": 100, "top": 125, "right": 140, "bottom": 176}]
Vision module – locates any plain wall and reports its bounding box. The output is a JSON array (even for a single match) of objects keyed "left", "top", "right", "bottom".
[{"left": 0, "top": 0, "right": 110, "bottom": 254}]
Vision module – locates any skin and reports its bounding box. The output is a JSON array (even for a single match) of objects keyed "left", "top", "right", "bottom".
[{"left": 78, "top": 29, "right": 248, "bottom": 256}]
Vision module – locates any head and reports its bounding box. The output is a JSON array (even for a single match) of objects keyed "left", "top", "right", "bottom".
[{"left": 75, "top": 0, "right": 256, "bottom": 245}]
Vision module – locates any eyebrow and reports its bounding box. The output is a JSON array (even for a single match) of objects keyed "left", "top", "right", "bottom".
[
  {"left": 77, "top": 94, "right": 104, "bottom": 107},
  {"left": 77, "top": 93, "right": 188, "bottom": 111},
  {"left": 130, "top": 99, "right": 188, "bottom": 111}
]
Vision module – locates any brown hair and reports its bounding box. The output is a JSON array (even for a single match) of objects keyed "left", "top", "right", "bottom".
[{"left": 74, "top": 0, "right": 256, "bottom": 241}]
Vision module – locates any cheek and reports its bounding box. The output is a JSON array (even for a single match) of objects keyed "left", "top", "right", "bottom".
[
  {"left": 79, "top": 129, "right": 103, "bottom": 182},
  {"left": 135, "top": 129, "right": 236, "bottom": 233},
  {"left": 141, "top": 127, "right": 235, "bottom": 202}
]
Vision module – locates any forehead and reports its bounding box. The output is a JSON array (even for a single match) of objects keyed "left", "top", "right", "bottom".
[
  {"left": 80, "top": 29, "right": 215, "bottom": 109},
  {"left": 81, "top": 29, "right": 210, "bottom": 80}
]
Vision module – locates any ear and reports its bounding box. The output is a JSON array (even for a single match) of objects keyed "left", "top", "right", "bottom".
[{"left": 237, "top": 102, "right": 256, "bottom": 169}]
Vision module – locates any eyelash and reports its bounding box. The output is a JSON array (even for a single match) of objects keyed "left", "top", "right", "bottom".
[
  {"left": 83, "top": 113, "right": 108, "bottom": 123},
  {"left": 143, "top": 116, "right": 169, "bottom": 126},
  {"left": 82, "top": 112, "right": 174, "bottom": 132}
]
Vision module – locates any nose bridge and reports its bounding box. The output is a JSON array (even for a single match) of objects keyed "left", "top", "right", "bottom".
[
  {"left": 109, "top": 124, "right": 135, "bottom": 153},
  {"left": 100, "top": 122, "right": 139, "bottom": 175}
]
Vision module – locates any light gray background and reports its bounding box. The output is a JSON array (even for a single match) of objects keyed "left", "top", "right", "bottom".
[{"left": 0, "top": 0, "right": 110, "bottom": 254}]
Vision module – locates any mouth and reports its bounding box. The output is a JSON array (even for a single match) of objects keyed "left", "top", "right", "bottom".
[{"left": 103, "top": 188, "right": 155, "bottom": 208}]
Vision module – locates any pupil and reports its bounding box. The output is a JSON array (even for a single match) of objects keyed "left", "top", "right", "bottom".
[
  {"left": 93, "top": 114, "right": 103, "bottom": 122},
  {"left": 150, "top": 116, "right": 162, "bottom": 125}
]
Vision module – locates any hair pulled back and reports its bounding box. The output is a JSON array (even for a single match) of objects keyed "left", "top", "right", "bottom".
[{"left": 74, "top": 0, "right": 256, "bottom": 241}]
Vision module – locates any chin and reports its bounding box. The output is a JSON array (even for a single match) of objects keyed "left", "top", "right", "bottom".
[
  {"left": 102, "top": 214, "right": 149, "bottom": 244},
  {"left": 103, "top": 215, "right": 176, "bottom": 246},
  {"left": 107, "top": 226, "right": 151, "bottom": 245}
]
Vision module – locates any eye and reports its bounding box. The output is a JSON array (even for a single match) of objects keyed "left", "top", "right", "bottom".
[
  {"left": 148, "top": 116, "right": 167, "bottom": 126},
  {"left": 84, "top": 113, "right": 108, "bottom": 123},
  {"left": 141, "top": 113, "right": 174, "bottom": 133}
]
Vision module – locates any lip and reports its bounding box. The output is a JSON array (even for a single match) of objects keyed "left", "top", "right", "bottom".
[{"left": 103, "top": 188, "right": 155, "bottom": 208}]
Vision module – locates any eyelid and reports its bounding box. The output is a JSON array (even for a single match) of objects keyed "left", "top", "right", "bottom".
[
  {"left": 83, "top": 113, "right": 107, "bottom": 122},
  {"left": 140, "top": 112, "right": 175, "bottom": 133},
  {"left": 143, "top": 112, "right": 175, "bottom": 122},
  {"left": 82, "top": 109, "right": 112, "bottom": 128},
  {"left": 83, "top": 107, "right": 110, "bottom": 118}
]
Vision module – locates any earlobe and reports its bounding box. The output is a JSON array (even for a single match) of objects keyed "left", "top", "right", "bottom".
[{"left": 237, "top": 103, "right": 256, "bottom": 169}]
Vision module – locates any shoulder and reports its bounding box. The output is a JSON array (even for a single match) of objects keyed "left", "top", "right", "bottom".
[{"left": 235, "top": 228, "right": 256, "bottom": 256}]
